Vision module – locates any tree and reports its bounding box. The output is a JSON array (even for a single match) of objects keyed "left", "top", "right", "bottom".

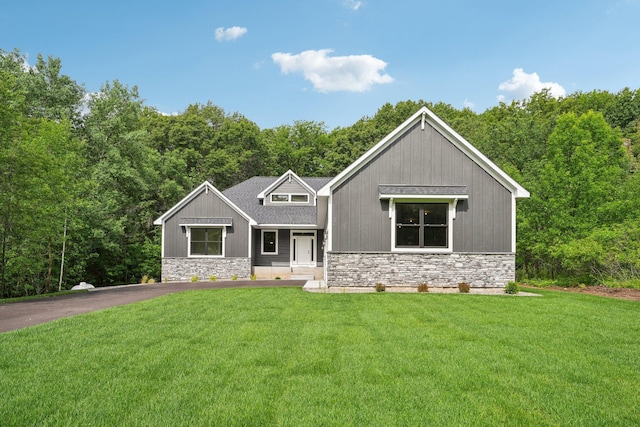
[
  {"left": 0, "top": 49, "right": 84, "bottom": 123},
  {"left": 79, "top": 80, "right": 160, "bottom": 285},
  {"left": 261, "top": 121, "right": 330, "bottom": 177},
  {"left": 0, "top": 69, "right": 83, "bottom": 296},
  {"left": 518, "top": 111, "right": 629, "bottom": 278}
]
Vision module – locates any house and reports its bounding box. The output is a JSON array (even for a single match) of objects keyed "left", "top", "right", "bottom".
[{"left": 154, "top": 106, "right": 529, "bottom": 289}]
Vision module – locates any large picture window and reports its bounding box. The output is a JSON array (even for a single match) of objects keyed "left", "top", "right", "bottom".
[
  {"left": 190, "top": 227, "right": 223, "bottom": 256},
  {"left": 396, "top": 203, "right": 448, "bottom": 248}
]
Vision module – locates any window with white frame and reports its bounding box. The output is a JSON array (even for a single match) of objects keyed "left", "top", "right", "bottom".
[
  {"left": 261, "top": 230, "right": 278, "bottom": 254},
  {"left": 395, "top": 203, "right": 449, "bottom": 249},
  {"left": 270, "top": 193, "right": 309, "bottom": 203},
  {"left": 189, "top": 227, "right": 223, "bottom": 256}
]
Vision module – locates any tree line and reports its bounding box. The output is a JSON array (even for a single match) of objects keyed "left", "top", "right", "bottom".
[{"left": 1, "top": 48, "right": 638, "bottom": 297}]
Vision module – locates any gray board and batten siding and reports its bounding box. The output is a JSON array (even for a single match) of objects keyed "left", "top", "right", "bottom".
[
  {"left": 163, "top": 187, "right": 250, "bottom": 258},
  {"left": 331, "top": 121, "right": 512, "bottom": 253}
]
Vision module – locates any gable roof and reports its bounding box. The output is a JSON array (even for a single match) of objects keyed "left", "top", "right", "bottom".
[
  {"left": 318, "top": 106, "right": 530, "bottom": 199},
  {"left": 223, "top": 176, "right": 332, "bottom": 225},
  {"left": 256, "top": 169, "right": 316, "bottom": 200},
  {"left": 153, "top": 181, "right": 254, "bottom": 226}
]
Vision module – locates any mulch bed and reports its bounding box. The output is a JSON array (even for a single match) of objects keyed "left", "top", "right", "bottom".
[{"left": 524, "top": 285, "right": 640, "bottom": 302}]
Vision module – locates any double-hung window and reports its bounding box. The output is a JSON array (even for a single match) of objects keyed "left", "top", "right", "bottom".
[
  {"left": 395, "top": 203, "right": 448, "bottom": 248},
  {"left": 189, "top": 227, "right": 223, "bottom": 256}
]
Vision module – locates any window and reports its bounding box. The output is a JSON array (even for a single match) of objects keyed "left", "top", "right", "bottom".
[
  {"left": 271, "top": 194, "right": 289, "bottom": 202},
  {"left": 261, "top": 230, "right": 278, "bottom": 254},
  {"left": 396, "top": 203, "right": 448, "bottom": 248},
  {"left": 190, "top": 227, "right": 223, "bottom": 256},
  {"left": 270, "top": 193, "right": 310, "bottom": 203}
]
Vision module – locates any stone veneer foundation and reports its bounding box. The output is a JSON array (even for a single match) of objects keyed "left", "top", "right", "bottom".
[
  {"left": 162, "top": 257, "right": 251, "bottom": 282},
  {"left": 326, "top": 252, "right": 515, "bottom": 288}
]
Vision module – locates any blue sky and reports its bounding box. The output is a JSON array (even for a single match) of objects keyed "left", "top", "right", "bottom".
[{"left": 2, "top": 0, "right": 639, "bottom": 130}]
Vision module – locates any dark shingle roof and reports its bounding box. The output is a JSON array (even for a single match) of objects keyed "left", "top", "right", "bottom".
[
  {"left": 179, "top": 217, "right": 233, "bottom": 226},
  {"left": 378, "top": 185, "right": 468, "bottom": 196},
  {"left": 223, "top": 176, "right": 333, "bottom": 225}
]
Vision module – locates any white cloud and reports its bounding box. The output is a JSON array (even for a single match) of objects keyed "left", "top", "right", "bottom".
[
  {"left": 498, "top": 68, "right": 566, "bottom": 102},
  {"left": 215, "top": 26, "right": 248, "bottom": 42},
  {"left": 343, "top": 0, "right": 363, "bottom": 10},
  {"left": 271, "top": 49, "right": 393, "bottom": 93},
  {"left": 463, "top": 99, "right": 475, "bottom": 109}
]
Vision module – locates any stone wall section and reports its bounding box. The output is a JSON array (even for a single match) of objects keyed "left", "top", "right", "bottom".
[
  {"left": 326, "top": 252, "right": 515, "bottom": 288},
  {"left": 162, "top": 257, "right": 251, "bottom": 281}
]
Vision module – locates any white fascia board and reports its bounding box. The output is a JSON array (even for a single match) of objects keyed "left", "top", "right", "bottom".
[
  {"left": 317, "top": 106, "right": 530, "bottom": 200},
  {"left": 153, "top": 181, "right": 213, "bottom": 225},
  {"left": 422, "top": 108, "right": 530, "bottom": 199},
  {"left": 153, "top": 181, "right": 255, "bottom": 226},
  {"left": 257, "top": 169, "right": 316, "bottom": 199},
  {"left": 317, "top": 110, "right": 426, "bottom": 197}
]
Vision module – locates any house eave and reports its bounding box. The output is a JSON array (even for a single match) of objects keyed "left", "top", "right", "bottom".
[
  {"left": 153, "top": 181, "right": 255, "bottom": 226},
  {"left": 379, "top": 194, "right": 469, "bottom": 200},
  {"left": 317, "top": 106, "right": 530, "bottom": 199},
  {"left": 257, "top": 169, "right": 317, "bottom": 200}
]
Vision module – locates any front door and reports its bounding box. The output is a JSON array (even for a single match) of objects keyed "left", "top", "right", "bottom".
[{"left": 292, "top": 232, "right": 315, "bottom": 266}]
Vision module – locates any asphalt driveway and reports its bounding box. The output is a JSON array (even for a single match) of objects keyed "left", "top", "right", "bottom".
[{"left": 0, "top": 280, "right": 304, "bottom": 333}]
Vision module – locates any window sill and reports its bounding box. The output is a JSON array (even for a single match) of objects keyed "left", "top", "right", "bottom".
[
  {"left": 392, "top": 247, "right": 452, "bottom": 254},
  {"left": 187, "top": 255, "right": 224, "bottom": 258}
]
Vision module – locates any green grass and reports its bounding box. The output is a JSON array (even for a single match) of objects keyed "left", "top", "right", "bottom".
[
  {"left": 1, "top": 288, "right": 638, "bottom": 426},
  {"left": 0, "top": 289, "right": 88, "bottom": 303}
]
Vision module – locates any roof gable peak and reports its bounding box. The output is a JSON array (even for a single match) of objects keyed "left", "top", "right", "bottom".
[
  {"left": 257, "top": 169, "right": 316, "bottom": 199},
  {"left": 318, "top": 106, "right": 529, "bottom": 199},
  {"left": 153, "top": 181, "right": 254, "bottom": 225}
]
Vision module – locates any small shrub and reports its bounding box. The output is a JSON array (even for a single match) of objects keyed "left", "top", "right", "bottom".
[
  {"left": 209, "top": 275, "right": 216, "bottom": 282},
  {"left": 375, "top": 283, "right": 386, "bottom": 292},
  {"left": 417, "top": 283, "right": 429, "bottom": 293},
  {"left": 147, "top": 278, "right": 156, "bottom": 284},
  {"left": 505, "top": 281, "right": 520, "bottom": 294},
  {"left": 458, "top": 282, "right": 471, "bottom": 293},
  {"left": 163, "top": 277, "right": 168, "bottom": 283},
  {"left": 140, "top": 275, "right": 149, "bottom": 284},
  {"left": 191, "top": 276, "right": 199, "bottom": 282},
  {"left": 250, "top": 274, "right": 257, "bottom": 281},
  {"left": 275, "top": 276, "right": 281, "bottom": 280},
  {"left": 231, "top": 274, "right": 238, "bottom": 281}
]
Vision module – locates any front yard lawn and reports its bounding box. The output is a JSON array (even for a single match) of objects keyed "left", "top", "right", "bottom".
[{"left": 1, "top": 288, "right": 638, "bottom": 426}]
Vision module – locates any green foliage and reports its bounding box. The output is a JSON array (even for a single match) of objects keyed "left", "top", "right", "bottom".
[
  {"left": 375, "top": 283, "right": 386, "bottom": 292},
  {"left": 2, "top": 46, "right": 640, "bottom": 297},
  {"left": 458, "top": 282, "right": 471, "bottom": 293},
  {"left": 250, "top": 274, "right": 257, "bottom": 281},
  {"left": 209, "top": 275, "right": 216, "bottom": 282},
  {"left": 231, "top": 274, "right": 238, "bottom": 281},
  {"left": 504, "top": 282, "right": 520, "bottom": 294},
  {"left": 190, "top": 276, "right": 198, "bottom": 282}
]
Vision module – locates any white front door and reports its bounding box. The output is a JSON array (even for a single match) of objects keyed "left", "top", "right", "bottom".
[{"left": 292, "top": 232, "right": 315, "bottom": 266}]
